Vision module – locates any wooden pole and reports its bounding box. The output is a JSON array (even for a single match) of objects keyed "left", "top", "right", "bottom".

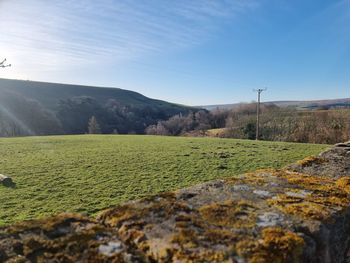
[{"left": 253, "top": 88, "right": 267, "bottom": 140}]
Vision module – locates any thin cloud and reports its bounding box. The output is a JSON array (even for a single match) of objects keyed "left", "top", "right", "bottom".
[{"left": 0, "top": 0, "right": 258, "bottom": 72}]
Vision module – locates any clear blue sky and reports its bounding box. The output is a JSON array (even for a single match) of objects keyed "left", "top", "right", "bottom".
[{"left": 0, "top": 0, "right": 349, "bottom": 105}]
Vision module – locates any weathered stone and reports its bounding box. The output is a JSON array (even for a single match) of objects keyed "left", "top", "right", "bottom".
[
  {"left": 1, "top": 142, "right": 350, "bottom": 262},
  {"left": 287, "top": 141, "right": 350, "bottom": 178},
  {"left": 232, "top": 184, "right": 250, "bottom": 191},
  {"left": 253, "top": 189, "right": 272, "bottom": 198},
  {"left": 257, "top": 212, "right": 284, "bottom": 227},
  {"left": 285, "top": 190, "right": 312, "bottom": 199},
  {"left": 98, "top": 241, "right": 124, "bottom": 257},
  {"left": 335, "top": 142, "right": 350, "bottom": 148},
  {"left": 0, "top": 174, "right": 15, "bottom": 188}
]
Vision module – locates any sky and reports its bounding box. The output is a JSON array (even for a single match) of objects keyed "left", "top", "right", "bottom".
[{"left": 0, "top": 0, "right": 349, "bottom": 105}]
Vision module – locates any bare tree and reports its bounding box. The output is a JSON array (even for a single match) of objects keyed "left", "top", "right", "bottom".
[
  {"left": 88, "top": 116, "right": 101, "bottom": 134},
  {"left": 0, "top": 58, "right": 11, "bottom": 68}
]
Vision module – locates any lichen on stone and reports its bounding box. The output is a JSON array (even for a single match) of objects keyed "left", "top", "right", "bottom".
[
  {"left": 1, "top": 142, "right": 350, "bottom": 262},
  {"left": 296, "top": 156, "right": 327, "bottom": 167},
  {"left": 335, "top": 176, "right": 350, "bottom": 194},
  {"left": 266, "top": 171, "right": 350, "bottom": 221},
  {"left": 198, "top": 200, "right": 257, "bottom": 228}
]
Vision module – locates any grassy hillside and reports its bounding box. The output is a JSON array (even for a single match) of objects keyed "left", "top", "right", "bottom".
[
  {"left": 0, "top": 135, "right": 328, "bottom": 225},
  {"left": 0, "top": 78, "right": 196, "bottom": 136},
  {"left": 0, "top": 78, "right": 189, "bottom": 112}
]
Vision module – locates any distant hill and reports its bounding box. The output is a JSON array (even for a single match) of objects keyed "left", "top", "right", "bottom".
[
  {"left": 0, "top": 78, "right": 196, "bottom": 136},
  {"left": 0, "top": 78, "right": 190, "bottom": 113},
  {"left": 201, "top": 98, "right": 350, "bottom": 111}
]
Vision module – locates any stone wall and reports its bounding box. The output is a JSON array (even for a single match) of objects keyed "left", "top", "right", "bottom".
[{"left": 1, "top": 142, "right": 349, "bottom": 262}]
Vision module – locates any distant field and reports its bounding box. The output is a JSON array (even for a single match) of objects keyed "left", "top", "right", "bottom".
[{"left": 0, "top": 135, "right": 329, "bottom": 225}]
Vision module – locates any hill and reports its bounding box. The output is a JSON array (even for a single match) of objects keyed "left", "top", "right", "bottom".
[
  {"left": 0, "top": 135, "right": 328, "bottom": 225},
  {"left": 0, "top": 78, "right": 195, "bottom": 136},
  {"left": 202, "top": 98, "right": 350, "bottom": 111}
]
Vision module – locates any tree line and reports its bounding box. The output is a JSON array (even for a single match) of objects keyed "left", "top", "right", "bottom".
[
  {"left": 1, "top": 88, "right": 348, "bottom": 144},
  {"left": 145, "top": 103, "right": 350, "bottom": 144}
]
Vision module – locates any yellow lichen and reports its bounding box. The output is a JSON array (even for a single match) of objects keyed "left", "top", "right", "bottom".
[
  {"left": 235, "top": 239, "right": 260, "bottom": 259},
  {"left": 199, "top": 200, "right": 257, "bottom": 228},
  {"left": 335, "top": 176, "right": 350, "bottom": 194},
  {"left": 5, "top": 213, "right": 91, "bottom": 234},
  {"left": 296, "top": 156, "right": 327, "bottom": 167},
  {"left": 171, "top": 228, "right": 198, "bottom": 248},
  {"left": 267, "top": 172, "right": 350, "bottom": 220},
  {"left": 172, "top": 249, "right": 235, "bottom": 263},
  {"left": 97, "top": 203, "right": 146, "bottom": 228},
  {"left": 285, "top": 174, "right": 334, "bottom": 191},
  {"left": 226, "top": 170, "right": 350, "bottom": 221},
  {"left": 259, "top": 227, "right": 304, "bottom": 263},
  {"left": 203, "top": 228, "right": 240, "bottom": 244},
  {"left": 97, "top": 192, "right": 189, "bottom": 228},
  {"left": 268, "top": 198, "right": 330, "bottom": 220},
  {"left": 2, "top": 213, "right": 127, "bottom": 263},
  {"left": 236, "top": 227, "right": 304, "bottom": 263}
]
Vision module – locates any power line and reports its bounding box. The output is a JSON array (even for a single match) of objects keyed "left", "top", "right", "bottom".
[{"left": 253, "top": 87, "right": 267, "bottom": 140}]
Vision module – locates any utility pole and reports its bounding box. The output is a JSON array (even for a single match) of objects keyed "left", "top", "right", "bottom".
[
  {"left": 253, "top": 88, "right": 267, "bottom": 140},
  {"left": 0, "top": 58, "right": 11, "bottom": 68}
]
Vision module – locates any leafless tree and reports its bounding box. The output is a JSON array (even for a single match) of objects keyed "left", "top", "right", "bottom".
[{"left": 0, "top": 58, "right": 11, "bottom": 68}]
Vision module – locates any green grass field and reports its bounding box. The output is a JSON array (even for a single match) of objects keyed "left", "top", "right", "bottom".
[{"left": 0, "top": 135, "right": 329, "bottom": 225}]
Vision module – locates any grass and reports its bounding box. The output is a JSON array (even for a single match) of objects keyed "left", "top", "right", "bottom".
[
  {"left": 0, "top": 135, "right": 328, "bottom": 225},
  {"left": 206, "top": 128, "right": 227, "bottom": 137}
]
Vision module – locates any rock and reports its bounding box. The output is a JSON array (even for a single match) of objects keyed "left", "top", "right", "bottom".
[
  {"left": 257, "top": 212, "right": 284, "bottom": 227},
  {"left": 233, "top": 184, "right": 250, "bottom": 191},
  {"left": 285, "top": 190, "right": 312, "bottom": 199},
  {"left": 335, "top": 142, "right": 350, "bottom": 148},
  {"left": 0, "top": 214, "right": 134, "bottom": 262},
  {"left": 287, "top": 142, "right": 350, "bottom": 178},
  {"left": 0, "top": 174, "right": 15, "bottom": 187},
  {"left": 1, "top": 142, "right": 350, "bottom": 262},
  {"left": 253, "top": 189, "right": 272, "bottom": 198},
  {"left": 98, "top": 241, "right": 123, "bottom": 257}
]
